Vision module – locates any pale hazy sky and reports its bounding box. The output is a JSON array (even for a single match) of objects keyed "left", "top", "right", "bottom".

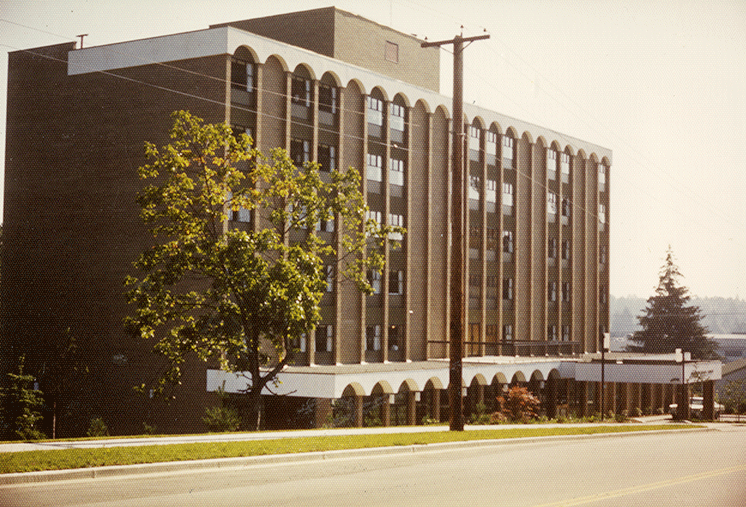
[{"left": 1, "top": 0, "right": 745, "bottom": 299}]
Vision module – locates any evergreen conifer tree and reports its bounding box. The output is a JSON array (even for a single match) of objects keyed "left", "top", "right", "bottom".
[{"left": 627, "top": 248, "right": 717, "bottom": 359}]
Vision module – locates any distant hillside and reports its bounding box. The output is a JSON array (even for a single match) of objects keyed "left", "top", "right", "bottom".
[{"left": 610, "top": 295, "right": 746, "bottom": 337}]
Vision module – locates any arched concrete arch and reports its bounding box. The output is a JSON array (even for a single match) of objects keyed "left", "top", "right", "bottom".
[
  {"left": 398, "top": 378, "right": 420, "bottom": 393},
  {"left": 511, "top": 371, "right": 527, "bottom": 383},
  {"left": 470, "top": 373, "right": 488, "bottom": 387},
  {"left": 414, "top": 98, "right": 433, "bottom": 115},
  {"left": 493, "top": 372, "right": 509, "bottom": 384},
  {"left": 601, "top": 156, "right": 612, "bottom": 167},
  {"left": 521, "top": 130, "right": 535, "bottom": 145},
  {"left": 291, "top": 62, "right": 316, "bottom": 81},
  {"left": 488, "top": 121, "right": 503, "bottom": 135},
  {"left": 469, "top": 116, "right": 487, "bottom": 129},
  {"left": 550, "top": 140, "right": 562, "bottom": 151},
  {"left": 589, "top": 152, "right": 600, "bottom": 164},
  {"left": 425, "top": 377, "right": 445, "bottom": 390},
  {"left": 434, "top": 103, "right": 451, "bottom": 121},
  {"left": 535, "top": 136, "right": 548, "bottom": 149},
  {"left": 392, "top": 92, "right": 411, "bottom": 109},
  {"left": 505, "top": 126, "right": 519, "bottom": 139},
  {"left": 342, "top": 382, "right": 365, "bottom": 397},
  {"left": 233, "top": 45, "right": 259, "bottom": 63},
  {"left": 263, "top": 53, "right": 290, "bottom": 73},
  {"left": 547, "top": 368, "right": 561, "bottom": 380},
  {"left": 369, "top": 85, "right": 389, "bottom": 103},
  {"left": 562, "top": 144, "right": 576, "bottom": 157},
  {"left": 530, "top": 370, "right": 545, "bottom": 382},
  {"left": 371, "top": 380, "right": 394, "bottom": 395},
  {"left": 577, "top": 148, "right": 588, "bottom": 161},
  {"left": 319, "top": 70, "right": 342, "bottom": 88}
]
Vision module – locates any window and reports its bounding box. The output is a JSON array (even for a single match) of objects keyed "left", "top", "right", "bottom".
[
  {"left": 227, "top": 191, "right": 251, "bottom": 223},
  {"left": 231, "top": 60, "right": 254, "bottom": 105},
  {"left": 502, "top": 136, "right": 514, "bottom": 163},
  {"left": 318, "top": 84, "right": 337, "bottom": 115},
  {"left": 326, "top": 265, "right": 334, "bottom": 292},
  {"left": 547, "top": 191, "right": 558, "bottom": 216},
  {"left": 389, "top": 325, "right": 400, "bottom": 351},
  {"left": 366, "top": 325, "right": 381, "bottom": 351},
  {"left": 503, "top": 278, "right": 514, "bottom": 300},
  {"left": 562, "top": 281, "right": 571, "bottom": 302},
  {"left": 546, "top": 149, "right": 557, "bottom": 180},
  {"left": 598, "top": 164, "right": 606, "bottom": 186},
  {"left": 385, "top": 41, "right": 399, "bottom": 63},
  {"left": 389, "top": 270, "right": 403, "bottom": 295},
  {"left": 562, "top": 240, "right": 571, "bottom": 261},
  {"left": 561, "top": 198, "right": 571, "bottom": 219},
  {"left": 469, "top": 176, "right": 481, "bottom": 209},
  {"left": 367, "top": 96, "right": 384, "bottom": 127},
  {"left": 388, "top": 213, "right": 404, "bottom": 241},
  {"left": 548, "top": 281, "right": 557, "bottom": 302},
  {"left": 318, "top": 144, "right": 336, "bottom": 172},
  {"left": 560, "top": 153, "right": 570, "bottom": 179},
  {"left": 600, "top": 245, "right": 607, "bottom": 265},
  {"left": 548, "top": 237, "right": 558, "bottom": 260},
  {"left": 469, "top": 126, "right": 480, "bottom": 160},
  {"left": 486, "top": 131, "right": 498, "bottom": 165},
  {"left": 486, "top": 324, "right": 497, "bottom": 343},
  {"left": 548, "top": 325, "right": 558, "bottom": 341},
  {"left": 315, "top": 214, "right": 334, "bottom": 233},
  {"left": 503, "top": 230, "right": 514, "bottom": 254},
  {"left": 291, "top": 76, "right": 312, "bottom": 120},
  {"left": 389, "top": 158, "right": 405, "bottom": 187},
  {"left": 562, "top": 325, "right": 570, "bottom": 342},
  {"left": 294, "top": 333, "right": 307, "bottom": 353},
  {"left": 315, "top": 325, "right": 333, "bottom": 353},
  {"left": 503, "top": 324, "right": 513, "bottom": 341},
  {"left": 367, "top": 270, "right": 381, "bottom": 294},
  {"left": 390, "top": 104, "right": 405, "bottom": 133},
  {"left": 598, "top": 204, "right": 607, "bottom": 224},
  {"left": 486, "top": 179, "right": 497, "bottom": 212},
  {"left": 291, "top": 139, "right": 310, "bottom": 166},
  {"left": 291, "top": 76, "right": 311, "bottom": 107},
  {"left": 366, "top": 153, "right": 383, "bottom": 182},
  {"left": 502, "top": 182, "right": 514, "bottom": 208},
  {"left": 599, "top": 285, "right": 608, "bottom": 305},
  {"left": 365, "top": 209, "right": 382, "bottom": 225},
  {"left": 486, "top": 227, "right": 498, "bottom": 251}
]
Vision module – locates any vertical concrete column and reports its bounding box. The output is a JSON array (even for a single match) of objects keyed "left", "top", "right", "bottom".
[
  {"left": 617, "top": 383, "right": 628, "bottom": 414},
  {"left": 703, "top": 380, "right": 715, "bottom": 420},
  {"left": 406, "top": 392, "right": 417, "bottom": 426},
  {"left": 432, "top": 389, "right": 441, "bottom": 421},
  {"left": 578, "top": 381, "right": 588, "bottom": 417},
  {"left": 546, "top": 377, "right": 558, "bottom": 419},
  {"left": 381, "top": 395, "right": 391, "bottom": 427},
  {"left": 314, "top": 398, "right": 333, "bottom": 428},
  {"left": 663, "top": 384, "right": 673, "bottom": 412},
  {"left": 652, "top": 384, "right": 662, "bottom": 413},
  {"left": 354, "top": 395, "right": 364, "bottom": 428}
]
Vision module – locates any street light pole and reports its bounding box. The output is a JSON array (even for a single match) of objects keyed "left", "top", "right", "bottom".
[
  {"left": 600, "top": 332, "right": 609, "bottom": 420},
  {"left": 422, "top": 32, "right": 489, "bottom": 432}
]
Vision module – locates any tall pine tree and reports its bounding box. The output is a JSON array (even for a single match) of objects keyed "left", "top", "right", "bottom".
[{"left": 627, "top": 248, "right": 717, "bottom": 359}]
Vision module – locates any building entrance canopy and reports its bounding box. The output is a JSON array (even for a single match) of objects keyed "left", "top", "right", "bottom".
[{"left": 573, "top": 353, "right": 721, "bottom": 385}]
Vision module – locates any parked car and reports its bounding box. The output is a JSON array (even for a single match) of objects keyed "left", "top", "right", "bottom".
[{"left": 669, "top": 397, "right": 724, "bottom": 419}]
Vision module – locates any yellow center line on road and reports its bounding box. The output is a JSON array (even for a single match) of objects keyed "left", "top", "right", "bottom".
[{"left": 531, "top": 464, "right": 746, "bottom": 507}]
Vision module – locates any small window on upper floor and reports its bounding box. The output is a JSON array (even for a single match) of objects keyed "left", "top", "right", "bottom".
[
  {"left": 598, "top": 164, "right": 606, "bottom": 186},
  {"left": 390, "top": 104, "right": 405, "bottom": 134},
  {"left": 486, "top": 131, "right": 498, "bottom": 166},
  {"left": 385, "top": 41, "right": 399, "bottom": 63},
  {"left": 486, "top": 179, "right": 497, "bottom": 213},
  {"left": 291, "top": 76, "right": 311, "bottom": 107},
  {"left": 389, "top": 158, "right": 405, "bottom": 187},
  {"left": 560, "top": 153, "right": 571, "bottom": 180},
  {"left": 366, "top": 153, "right": 383, "bottom": 183},
  {"left": 367, "top": 96, "right": 384, "bottom": 128},
  {"left": 318, "top": 84, "right": 337, "bottom": 126},
  {"left": 469, "top": 126, "right": 481, "bottom": 160},
  {"left": 318, "top": 144, "right": 336, "bottom": 172},
  {"left": 502, "top": 136, "right": 514, "bottom": 165},
  {"left": 547, "top": 191, "right": 558, "bottom": 216},
  {"left": 546, "top": 149, "right": 557, "bottom": 180},
  {"left": 231, "top": 60, "right": 254, "bottom": 105}
]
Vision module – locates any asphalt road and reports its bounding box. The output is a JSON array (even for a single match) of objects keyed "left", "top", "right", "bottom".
[{"left": 3, "top": 425, "right": 745, "bottom": 506}]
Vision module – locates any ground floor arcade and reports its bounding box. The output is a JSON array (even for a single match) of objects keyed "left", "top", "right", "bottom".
[{"left": 207, "top": 354, "right": 722, "bottom": 429}]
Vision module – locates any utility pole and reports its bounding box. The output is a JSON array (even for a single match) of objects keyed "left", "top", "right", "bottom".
[{"left": 422, "top": 31, "right": 489, "bottom": 431}]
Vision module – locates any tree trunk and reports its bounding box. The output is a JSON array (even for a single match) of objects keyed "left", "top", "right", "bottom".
[{"left": 247, "top": 388, "right": 262, "bottom": 431}]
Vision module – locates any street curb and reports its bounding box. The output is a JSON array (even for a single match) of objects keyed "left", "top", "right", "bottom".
[{"left": 0, "top": 426, "right": 712, "bottom": 486}]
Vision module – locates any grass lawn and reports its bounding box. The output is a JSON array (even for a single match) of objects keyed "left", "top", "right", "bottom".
[{"left": 0, "top": 424, "right": 696, "bottom": 474}]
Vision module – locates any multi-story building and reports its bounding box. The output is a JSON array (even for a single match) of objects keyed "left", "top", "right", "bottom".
[{"left": 7, "top": 7, "right": 707, "bottom": 435}]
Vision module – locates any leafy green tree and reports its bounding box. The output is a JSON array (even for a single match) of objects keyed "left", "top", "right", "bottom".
[
  {"left": 0, "top": 356, "right": 46, "bottom": 440},
  {"left": 626, "top": 248, "right": 717, "bottom": 359},
  {"left": 125, "top": 111, "right": 398, "bottom": 430}
]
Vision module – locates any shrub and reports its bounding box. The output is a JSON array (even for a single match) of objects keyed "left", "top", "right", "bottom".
[
  {"left": 0, "top": 356, "right": 46, "bottom": 441},
  {"left": 615, "top": 410, "right": 628, "bottom": 423},
  {"left": 202, "top": 405, "right": 240, "bottom": 432},
  {"left": 86, "top": 417, "right": 109, "bottom": 437},
  {"left": 631, "top": 407, "right": 643, "bottom": 417},
  {"left": 142, "top": 422, "right": 157, "bottom": 435},
  {"left": 494, "top": 386, "right": 540, "bottom": 422}
]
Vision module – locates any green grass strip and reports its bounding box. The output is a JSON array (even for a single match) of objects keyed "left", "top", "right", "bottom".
[{"left": 0, "top": 424, "right": 695, "bottom": 474}]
